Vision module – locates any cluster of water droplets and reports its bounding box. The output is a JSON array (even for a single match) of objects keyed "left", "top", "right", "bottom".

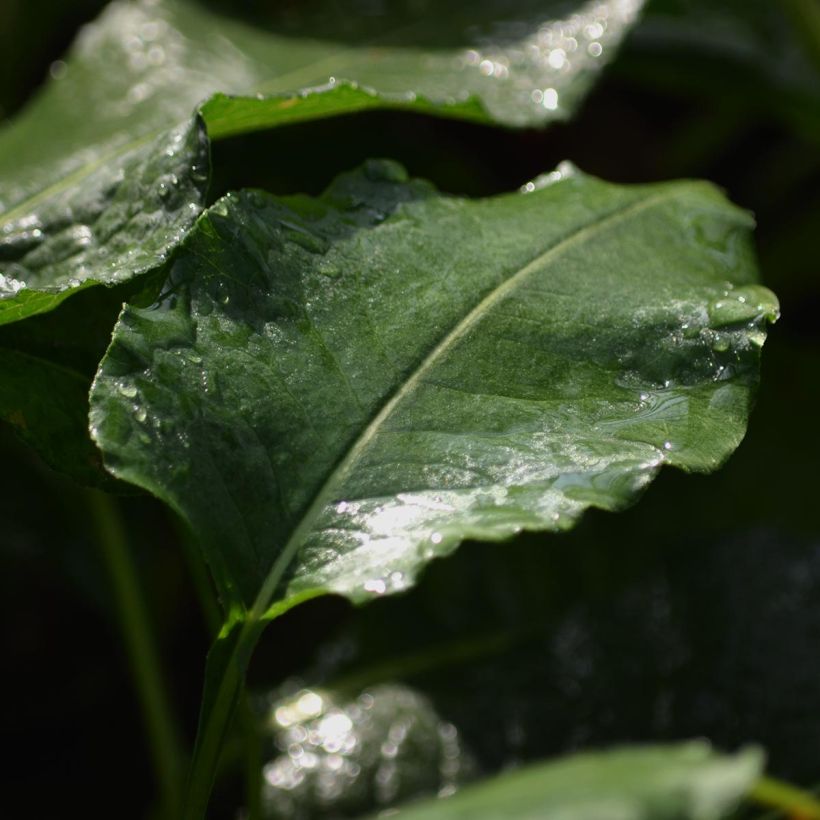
[
  {"left": 258, "top": 683, "right": 474, "bottom": 819},
  {"left": 520, "top": 160, "right": 578, "bottom": 193},
  {"left": 455, "top": 0, "right": 643, "bottom": 121},
  {"left": 0, "top": 272, "right": 26, "bottom": 296},
  {"left": 601, "top": 279, "right": 777, "bottom": 459}
]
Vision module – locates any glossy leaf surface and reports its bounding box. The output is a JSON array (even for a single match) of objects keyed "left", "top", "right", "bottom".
[
  {"left": 0, "top": 0, "right": 645, "bottom": 322},
  {"left": 0, "top": 119, "right": 208, "bottom": 326},
  {"left": 90, "top": 162, "right": 778, "bottom": 615},
  {"left": 382, "top": 744, "right": 760, "bottom": 820}
]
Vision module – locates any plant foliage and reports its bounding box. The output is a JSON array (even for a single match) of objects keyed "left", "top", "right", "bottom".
[{"left": 1, "top": 1, "right": 816, "bottom": 819}]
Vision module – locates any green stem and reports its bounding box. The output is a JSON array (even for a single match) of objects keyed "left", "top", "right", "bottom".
[
  {"left": 87, "top": 490, "right": 185, "bottom": 818},
  {"left": 174, "top": 513, "right": 263, "bottom": 820},
  {"left": 184, "top": 589, "right": 320, "bottom": 819},
  {"left": 183, "top": 619, "right": 261, "bottom": 820},
  {"left": 750, "top": 776, "right": 820, "bottom": 819}
]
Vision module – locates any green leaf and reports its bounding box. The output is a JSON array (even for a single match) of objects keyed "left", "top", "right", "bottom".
[
  {"left": 0, "top": 275, "right": 162, "bottom": 485},
  {"left": 380, "top": 744, "right": 761, "bottom": 820},
  {"left": 0, "top": 0, "right": 645, "bottom": 322},
  {"left": 0, "top": 118, "right": 209, "bottom": 326},
  {"left": 90, "top": 161, "right": 778, "bottom": 614},
  {"left": 253, "top": 680, "right": 767, "bottom": 818}
]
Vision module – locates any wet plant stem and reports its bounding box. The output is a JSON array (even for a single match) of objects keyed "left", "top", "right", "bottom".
[{"left": 87, "top": 489, "right": 185, "bottom": 819}]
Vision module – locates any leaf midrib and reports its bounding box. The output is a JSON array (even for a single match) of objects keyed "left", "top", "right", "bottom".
[{"left": 248, "top": 182, "right": 695, "bottom": 620}]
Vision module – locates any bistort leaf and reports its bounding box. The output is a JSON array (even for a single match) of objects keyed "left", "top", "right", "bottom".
[{"left": 90, "top": 161, "right": 777, "bottom": 615}]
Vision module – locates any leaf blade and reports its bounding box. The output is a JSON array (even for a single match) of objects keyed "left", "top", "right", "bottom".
[{"left": 89, "top": 162, "right": 778, "bottom": 614}]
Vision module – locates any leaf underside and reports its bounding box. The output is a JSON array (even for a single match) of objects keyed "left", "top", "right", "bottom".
[{"left": 90, "top": 162, "right": 778, "bottom": 618}]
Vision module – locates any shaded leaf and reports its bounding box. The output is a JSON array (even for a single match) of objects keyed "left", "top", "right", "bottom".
[
  {"left": 0, "top": 349, "right": 105, "bottom": 484},
  {"left": 0, "top": 265, "right": 163, "bottom": 485}
]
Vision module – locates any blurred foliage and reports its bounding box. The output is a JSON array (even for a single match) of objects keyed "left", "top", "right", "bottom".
[{"left": 0, "top": 0, "right": 107, "bottom": 122}]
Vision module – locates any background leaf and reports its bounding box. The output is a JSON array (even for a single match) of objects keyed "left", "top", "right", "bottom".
[
  {"left": 0, "top": 119, "right": 208, "bottom": 326},
  {"left": 618, "top": 0, "right": 820, "bottom": 143},
  {"left": 379, "top": 744, "right": 762, "bottom": 820}
]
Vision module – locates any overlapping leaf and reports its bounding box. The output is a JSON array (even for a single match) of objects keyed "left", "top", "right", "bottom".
[
  {"left": 382, "top": 744, "right": 761, "bottom": 820},
  {"left": 0, "top": 0, "right": 646, "bottom": 323}
]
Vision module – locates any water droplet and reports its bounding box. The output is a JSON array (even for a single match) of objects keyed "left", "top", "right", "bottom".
[
  {"left": 430, "top": 532, "right": 443, "bottom": 545},
  {"left": 548, "top": 49, "right": 566, "bottom": 69},
  {"left": 364, "top": 578, "right": 387, "bottom": 594},
  {"left": 363, "top": 159, "right": 408, "bottom": 184},
  {"left": 49, "top": 60, "right": 67, "bottom": 80},
  {"left": 119, "top": 383, "right": 138, "bottom": 398},
  {"left": 712, "top": 334, "right": 730, "bottom": 353}
]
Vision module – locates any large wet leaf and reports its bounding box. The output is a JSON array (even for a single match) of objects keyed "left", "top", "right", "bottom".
[
  {"left": 0, "top": 118, "right": 209, "bottom": 326},
  {"left": 90, "top": 161, "right": 777, "bottom": 615},
  {"left": 382, "top": 744, "right": 761, "bottom": 820},
  {"left": 0, "top": 0, "right": 645, "bottom": 323}
]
